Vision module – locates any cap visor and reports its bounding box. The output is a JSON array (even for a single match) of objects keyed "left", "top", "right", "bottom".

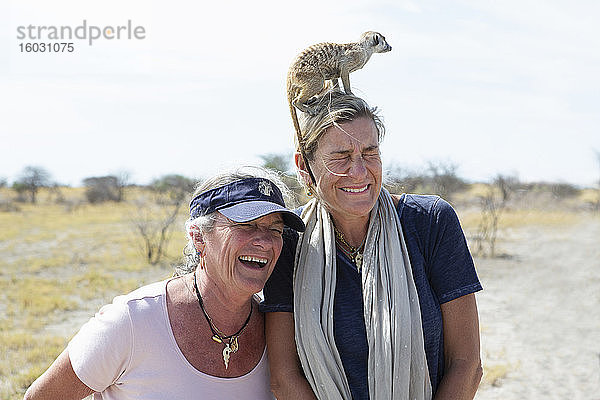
[{"left": 219, "top": 201, "right": 305, "bottom": 232}]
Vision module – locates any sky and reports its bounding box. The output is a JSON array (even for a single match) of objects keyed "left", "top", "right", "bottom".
[{"left": 1, "top": 0, "right": 599, "bottom": 187}]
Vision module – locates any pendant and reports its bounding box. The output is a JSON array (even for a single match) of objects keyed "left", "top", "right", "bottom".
[
  {"left": 355, "top": 253, "right": 363, "bottom": 271},
  {"left": 223, "top": 343, "right": 232, "bottom": 369},
  {"left": 230, "top": 336, "right": 239, "bottom": 352}
]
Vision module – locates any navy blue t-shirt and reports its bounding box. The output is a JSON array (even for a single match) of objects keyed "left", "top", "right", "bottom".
[{"left": 260, "top": 194, "right": 482, "bottom": 398}]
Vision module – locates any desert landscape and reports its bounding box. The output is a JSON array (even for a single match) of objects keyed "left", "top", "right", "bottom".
[
  {"left": 474, "top": 213, "right": 600, "bottom": 398},
  {"left": 1, "top": 184, "right": 599, "bottom": 399}
]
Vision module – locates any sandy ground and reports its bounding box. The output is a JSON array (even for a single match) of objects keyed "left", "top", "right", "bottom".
[{"left": 474, "top": 218, "right": 600, "bottom": 399}]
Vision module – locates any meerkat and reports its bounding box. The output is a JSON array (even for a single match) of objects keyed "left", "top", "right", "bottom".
[
  {"left": 286, "top": 31, "right": 392, "bottom": 183},
  {"left": 287, "top": 31, "right": 391, "bottom": 115}
]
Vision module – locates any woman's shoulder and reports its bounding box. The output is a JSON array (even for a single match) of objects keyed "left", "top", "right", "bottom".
[
  {"left": 113, "top": 280, "right": 167, "bottom": 305},
  {"left": 394, "top": 193, "right": 452, "bottom": 217}
]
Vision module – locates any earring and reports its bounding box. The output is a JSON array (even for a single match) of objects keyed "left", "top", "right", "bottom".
[
  {"left": 196, "top": 248, "right": 206, "bottom": 270},
  {"left": 306, "top": 190, "right": 313, "bottom": 197}
]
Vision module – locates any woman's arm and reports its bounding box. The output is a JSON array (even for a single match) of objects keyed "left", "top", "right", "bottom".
[
  {"left": 434, "top": 293, "right": 483, "bottom": 400},
  {"left": 265, "top": 312, "right": 317, "bottom": 400},
  {"left": 24, "top": 349, "right": 95, "bottom": 400}
]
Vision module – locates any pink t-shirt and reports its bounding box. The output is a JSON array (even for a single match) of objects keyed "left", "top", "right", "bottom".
[{"left": 68, "top": 280, "right": 274, "bottom": 400}]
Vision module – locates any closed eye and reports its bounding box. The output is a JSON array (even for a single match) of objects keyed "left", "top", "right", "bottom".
[
  {"left": 271, "top": 228, "right": 284, "bottom": 236},
  {"left": 363, "top": 152, "right": 380, "bottom": 159}
]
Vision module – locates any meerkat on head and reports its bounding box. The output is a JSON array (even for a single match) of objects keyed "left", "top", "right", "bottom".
[
  {"left": 287, "top": 31, "right": 391, "bottom": 115},
  {"left": 286, "top": 31, "right": 391, "bottom": 184}
]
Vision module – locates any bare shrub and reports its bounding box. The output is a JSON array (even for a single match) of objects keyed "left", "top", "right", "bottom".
[
  {"left": 0, "top": 198, "right": 20, "bottom": 212},
  {"left": 12, "top": 182, "right": 29, "bottom": 203},
  {"left": 474, "top": 175, "right": 518, "bottom": 258},
  {"left": 134, "top": 199, "right": 180, "bottom": 265},
  {"left": 132, "top": 175, "right": 194, "bottom": 265}
]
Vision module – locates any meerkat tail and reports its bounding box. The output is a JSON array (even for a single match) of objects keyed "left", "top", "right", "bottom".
[{"left": 288, "top": 99, "right": 316, "bottom": 184}]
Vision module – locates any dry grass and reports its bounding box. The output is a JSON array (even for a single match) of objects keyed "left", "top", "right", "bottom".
[
  {"left": 459, "top": 208, "right": 585, "bottom": 231},
  {"left": 481, "top": 361, "right": 518, "bottom": 387},
  {"left": 0, "top": 187, "right": 181, "bottom": 399}
]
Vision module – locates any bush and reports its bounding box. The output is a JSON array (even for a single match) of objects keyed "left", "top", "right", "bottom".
[
  {"left": 385, "top": 160, "right": 467, "bottom": 199},
  {"left": 149, "top": 174, "right": 195, "bottom": 204},
  {"left": 550, "top": 183, "right": 580, "bottom": 199},
  {"left": 83, "top": 176, "right": 125, "bottom": 203}
]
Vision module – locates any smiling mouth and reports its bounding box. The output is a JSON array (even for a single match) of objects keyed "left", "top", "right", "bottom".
[
  {"left": 340, "top": 185, "right": 369, "bottom": 193},
  {"left": 239, "top": 255, "right": 268, "bottom": 268}
]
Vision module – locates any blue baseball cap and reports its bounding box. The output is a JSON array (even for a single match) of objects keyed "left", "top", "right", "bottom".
[{"left": 189, "top": 177, "right": 305, "bottom": 232}]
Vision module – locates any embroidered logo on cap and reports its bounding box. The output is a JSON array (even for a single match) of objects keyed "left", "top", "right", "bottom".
[{"left": 258, "top": 180, "right": 273, "bottom": 196}]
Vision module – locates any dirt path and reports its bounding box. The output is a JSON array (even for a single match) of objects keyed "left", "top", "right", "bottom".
[{"left": 475, "top": 218, "right": 600, "bottom": 399}]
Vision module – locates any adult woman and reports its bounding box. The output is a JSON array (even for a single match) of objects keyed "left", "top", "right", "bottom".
[
  {"left": 24, "top": 167, "right": 305, "bottom": 400},
  {"left": 261, "top": 92, "right": 483, "bottom": 399}
]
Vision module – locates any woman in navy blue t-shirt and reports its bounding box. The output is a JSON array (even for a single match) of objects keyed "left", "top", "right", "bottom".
[{"left": 261, "top": 91, "right": 482, "bottom": 400}]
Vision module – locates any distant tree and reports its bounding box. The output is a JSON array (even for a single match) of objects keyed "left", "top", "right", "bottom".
[
  {"left": 13, "top": 166, "right": 51, "bottom": 203},
  {"left": 115, "top": 171, "right": 130, "bottom": 201},
  {"left": 384, "top": 165, "right": 425, "bottom": 194},
  {"left": 150, "top": 174, "right": 195, "bottom": 204},
  {"left": 133, "top": 174, "right": 195, "bottom": 265},
  {"left": 550, "top": 183, "right": 579, "bottom": 199},
  {"left": 83, "top": 175, "right": 127, "bottom": 203},
  {"left": 594, "top": 149, "right": 600, "bottom": 211},
  {"left": 426, "top": 160, "right": 466, "bottom": 199},
  {"left": 595, "top": 149, "right": 600, "bottom": 188},
  {"left": 260, "top": 153, "right": 292, "bottom": 174},
  {"left": 0, "top": 177, "right": 19, "bottom": 211},
  {"left": 259, "top": 152, "right": 306, "bottom": 203}
]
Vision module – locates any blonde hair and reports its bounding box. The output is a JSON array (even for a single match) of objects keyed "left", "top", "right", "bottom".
[
  {"left": 295, "top": 90, "right": 385, "bottom": 191},
  {"left": 297, "top": 91, "right": 385, "bottom": 159}
]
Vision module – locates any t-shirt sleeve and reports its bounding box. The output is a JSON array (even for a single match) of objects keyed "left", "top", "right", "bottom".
[
  {"left": 425, "top": 197, "right": 482, "bottom": 303},
  {"left": 67, "top": 301, "right": 133, "bottom": 392},
  {"left": 259, "top": 227, "right": 298, "bottom": 313}
]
